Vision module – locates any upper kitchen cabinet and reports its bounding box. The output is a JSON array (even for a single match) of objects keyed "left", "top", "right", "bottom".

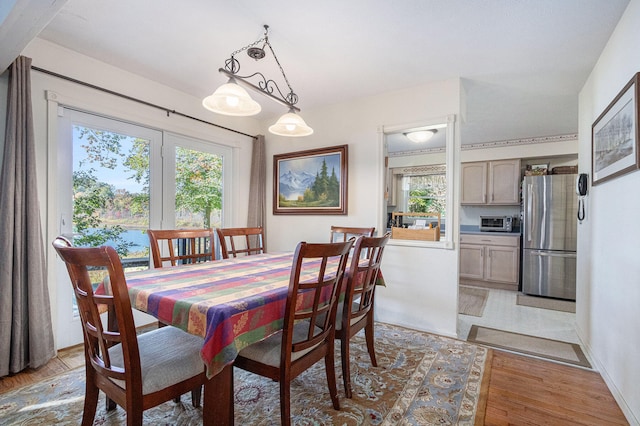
[
  {"left": 461, "top": 159, "right": 521, "bottom": 205},
  {"left": 460, "top": 162, "right": 487, "bottom": 204}
]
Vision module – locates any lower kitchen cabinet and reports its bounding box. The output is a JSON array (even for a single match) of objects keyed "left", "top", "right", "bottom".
[{"left": 460, "top": 233, "right": 520, "bottom": 290}]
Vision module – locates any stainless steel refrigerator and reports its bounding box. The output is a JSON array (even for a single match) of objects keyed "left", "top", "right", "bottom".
[{"left": 522, "top": 174, "right": 577, "bottom": 300}]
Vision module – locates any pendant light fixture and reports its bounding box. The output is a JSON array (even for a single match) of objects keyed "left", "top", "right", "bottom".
[
  {"left": 202, "top": 25, "right": 313, "bottom": 137},
  {"left": 202, "top": 77, "right": 261, "bottom": 116}
]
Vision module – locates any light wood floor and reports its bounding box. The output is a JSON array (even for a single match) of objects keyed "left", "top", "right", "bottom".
[
  {"left": 0, "top": 345, "right": 629, "bottom": 424},
  {"left": 482, "top": 351, "right": 628, "bottom": 425}
]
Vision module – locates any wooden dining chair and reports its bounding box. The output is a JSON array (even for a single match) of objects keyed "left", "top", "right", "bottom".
[
  {"left": 329, "top": 226, "right": 375, "bottom": 243},
  {"left": 52, "top": 237, "right": 207, "bottom": 426},
  {"left": 216, "top": 226, "right": 265, "bottom": 259},
  {"left": 147, "top": 228, "right": 216, "bottom": 268},
  {"left": 336, "top": 232, "right": 390, "bottom": 398},
  {"left": 233, "top": 240, "right": 354, "bottom": 426}
]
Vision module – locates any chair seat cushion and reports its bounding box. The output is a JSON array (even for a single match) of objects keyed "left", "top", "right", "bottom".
[
  {"left": 238, "top": 321, "right": 322, "bottom": 367},
  {"left": 108, "top": 326, "right": 204, "bottom": 394},
  {"left": 318, "top": 302, "right": 364, "bottom": 331}
]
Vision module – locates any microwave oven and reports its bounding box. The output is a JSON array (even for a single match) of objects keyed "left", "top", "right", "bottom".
[{"left": 480, "top": 215, "right": 514, "bottom": 232}]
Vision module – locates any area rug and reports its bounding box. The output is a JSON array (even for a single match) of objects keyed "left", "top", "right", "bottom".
[
  {"left": 0, "top": 322, "right": 489, "bottom": 425},
  {"left": 459, "top": 286, "right": 489, "bottom": 317},
  {"left": 516, "top": 293, "right": 576, "bottom": 313},
  {"left": 467, "top": 325, "right": 590, "bottom": 369}
]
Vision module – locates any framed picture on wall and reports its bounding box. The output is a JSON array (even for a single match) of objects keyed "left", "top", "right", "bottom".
[
  {"left": 273, "top": 145, "right": 348, "bottom": 215},
  {"left": 592, "top": 72, "right": 640, "bottom": 185}
]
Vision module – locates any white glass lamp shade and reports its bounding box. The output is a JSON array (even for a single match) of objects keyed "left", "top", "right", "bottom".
[
  {"left": 405, "top": 129, "right": 436, "bottom": 143},
  {"left": 202, "top": 80, "right": 261, "bottom": 116},
  {"left": 268, "top": 111, "right": 314, "bottom": 137}
]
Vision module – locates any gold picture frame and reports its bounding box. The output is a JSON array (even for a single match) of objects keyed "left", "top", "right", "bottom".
[{"left": 273, "top": 145, "right": 348, "bottom": 215}]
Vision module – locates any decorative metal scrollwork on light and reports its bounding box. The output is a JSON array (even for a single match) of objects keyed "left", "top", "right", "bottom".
[{"left": 203, "top": 25, "right": 312, "bottom": 137}]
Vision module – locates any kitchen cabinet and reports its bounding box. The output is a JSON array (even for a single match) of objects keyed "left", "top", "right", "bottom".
[
  {"left": 459, "top": 233, "right": 520, "bottom": 290},
  {"left": 461, "top": 159, "right": 521, "bottom": 205}
]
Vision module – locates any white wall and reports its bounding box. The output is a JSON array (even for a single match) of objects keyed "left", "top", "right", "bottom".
[
  {"left": 263, "top": 79, "right": 462, "bottom": 337},
  {"left": 578, "top": 1, "right": 640, "bottom": 423},
  {"left": 21, "top": 38, "right": 260, "bottom": 347}
]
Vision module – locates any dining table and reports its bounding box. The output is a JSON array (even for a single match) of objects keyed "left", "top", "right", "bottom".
[
  {"left": 100, "top": 252, "right": 330, "bottom": 425},
  {"left": 101, "top": 250, "right": 385, "bottom": 425}
]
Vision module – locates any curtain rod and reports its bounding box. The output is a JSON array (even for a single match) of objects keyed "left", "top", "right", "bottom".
[{"left": 31, "top": 66, "right": 257, "bottom": 139}]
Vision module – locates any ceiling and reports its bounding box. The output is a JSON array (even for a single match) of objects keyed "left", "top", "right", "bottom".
[{"left": 2, "top": 0, "right": 631, "bottom": 145}]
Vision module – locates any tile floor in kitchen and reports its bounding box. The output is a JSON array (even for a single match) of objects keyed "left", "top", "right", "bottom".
[{"left": 457, "top": 287, "right": 580, "bottom": 345}]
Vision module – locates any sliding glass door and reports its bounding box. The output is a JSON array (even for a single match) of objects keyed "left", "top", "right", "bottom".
[{"left": 55, "top": 109, "right": 231, "bottom": 348}]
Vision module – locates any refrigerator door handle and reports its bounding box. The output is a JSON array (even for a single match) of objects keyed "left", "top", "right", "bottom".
[
  {"left": 526, "top": 183, "right": 533, "bottom": 242},
  {"left": 530, "top": 250, "right": 577, "bottom": 258}
]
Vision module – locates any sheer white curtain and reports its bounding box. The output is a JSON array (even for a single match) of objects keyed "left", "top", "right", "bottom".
[
  {"left": 247, "top": 135, "right": 266, "bottom": 250},
  {"left": 0, "top": 56, "right": 55, "bottom": 376}
]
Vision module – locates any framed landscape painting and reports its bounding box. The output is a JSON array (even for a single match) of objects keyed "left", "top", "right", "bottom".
[
  {"left": 592, "top": 72, "right": 640, "bottom": 186},
  {"left": 273, "top": 144, "right": 348, "bottom": 215}
]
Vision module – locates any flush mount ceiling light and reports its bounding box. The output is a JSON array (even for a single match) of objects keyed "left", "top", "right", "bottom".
[
  {"left": 202, "top": 25, "right": 313, "bottom": 137},
  {"left": 404, "top": 129, "right": 437, "bottom": 143}
]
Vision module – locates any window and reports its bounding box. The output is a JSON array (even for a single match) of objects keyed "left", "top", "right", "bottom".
[
  {"left": 401, "top": 166, "right": 446, "bottom": 214},
  {"left": 71, "top": 124, "right": 153, "bottom": 260}
]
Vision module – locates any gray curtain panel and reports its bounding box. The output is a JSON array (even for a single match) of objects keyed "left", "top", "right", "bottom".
[
  {"left": 0, "top": 56, "right": 56, "bottom": 376},
  {"left": 247, "top": 135, "right": 266, "bottom": 251}
]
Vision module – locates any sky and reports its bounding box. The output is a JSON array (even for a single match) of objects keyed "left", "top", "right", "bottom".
[
  {"left": 73, "top": 125, "right": 145, "bottom": 194},
  {"left": 278, "top": 152, "right": 342, "bottom": 179}
]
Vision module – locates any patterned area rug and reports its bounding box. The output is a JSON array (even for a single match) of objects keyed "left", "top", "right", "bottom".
[{"left": 0, "top": 322, "right": 489, "bottom": 425}]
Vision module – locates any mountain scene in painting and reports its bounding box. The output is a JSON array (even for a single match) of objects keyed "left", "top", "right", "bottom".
[
  {"left": 278, "top": 170, "right": 317, "bottom": 200},
  {"left": 277, "top": 153, "right": 341, "bottom": 208}
]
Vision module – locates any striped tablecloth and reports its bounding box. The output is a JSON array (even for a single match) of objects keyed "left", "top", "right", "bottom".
[{"left": 121, "top": 252, "right": 306, "bottom": 377}]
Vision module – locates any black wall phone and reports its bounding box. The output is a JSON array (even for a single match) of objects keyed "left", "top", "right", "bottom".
[
  {"left": 577, "top": 173, "right": 588, "bottom": 196},
  {"left": 577, "top": 173, "right": 588, "bottom": 222}
]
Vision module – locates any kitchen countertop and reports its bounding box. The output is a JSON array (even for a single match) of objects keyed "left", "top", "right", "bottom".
[{"left": 460, "top": 225, "right": 521, "bottom": 235}]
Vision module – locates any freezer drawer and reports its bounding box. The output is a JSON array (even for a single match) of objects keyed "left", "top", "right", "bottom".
[{"left": 522, "top": 249, "right": 576, "bottom": 300}]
